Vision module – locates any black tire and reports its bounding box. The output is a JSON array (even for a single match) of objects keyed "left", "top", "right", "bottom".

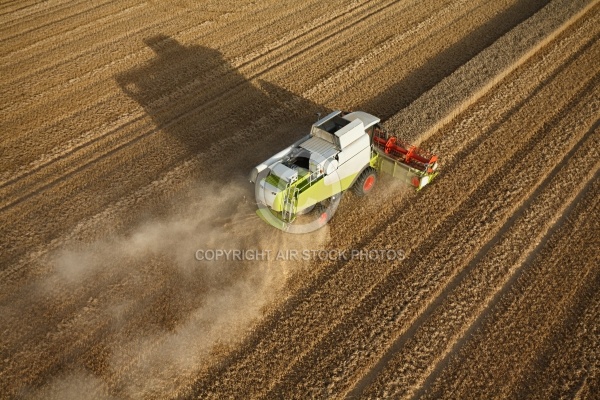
[{"left": 353, "top": 167, "right": 377, "bottom": 196}]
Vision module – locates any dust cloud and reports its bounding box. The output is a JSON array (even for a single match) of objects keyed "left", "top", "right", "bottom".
[
  {"left": 25, "top": 177, "right": 330, "bottom": 398},
  {"left": 25, "top": 370, "right": 117, "bottom": 400}
]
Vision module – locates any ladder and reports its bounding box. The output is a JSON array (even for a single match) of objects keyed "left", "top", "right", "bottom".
[{"left": 282, "top": 186, "right": 299, "bottom": 222}]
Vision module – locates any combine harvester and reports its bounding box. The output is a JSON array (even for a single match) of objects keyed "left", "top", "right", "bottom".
[{"left": 250, "top": 111, "right": 438, "bottom": 231}]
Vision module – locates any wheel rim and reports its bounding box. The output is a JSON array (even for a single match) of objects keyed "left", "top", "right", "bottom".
[
  {"left": 318, "top": 212, "right": 328, "bottom": 224},
  {"left": 411, "top": 176, "right": 420, "bottom": 187},
  {"left": 363, "top": 175, "right": 375, "bottom": 191}
]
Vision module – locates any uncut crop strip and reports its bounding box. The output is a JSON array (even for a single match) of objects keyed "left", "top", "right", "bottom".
[
  {"left": 301, "top": 0, "right": 490, "bottom": 103},
  {"left": 258, "top": 0, "right": 471, "bottom": 95},
  {"left": 184, "top": 13, "right": 599, "bottom": 398},
  {"left": 387, "top": 0, "right": 598, "bottom": 144},
  {"left": 342, "top": 18, "right": 600, "bottom": 392},
  {"left": 321, "top": 0, "right": 548, "bottom": 115},
  {"left": 316, "top": 5, "right": 599, "bottom": 256}
]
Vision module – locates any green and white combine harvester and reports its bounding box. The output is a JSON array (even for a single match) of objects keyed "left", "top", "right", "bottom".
[{"left": 250, "top": 111, "right": 439, "bottom": 231}]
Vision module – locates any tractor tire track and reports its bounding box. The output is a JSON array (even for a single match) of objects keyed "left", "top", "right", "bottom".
[
  {"left": 0, "top": 0, "right": 131, "bottom": 46},
  {"left": 0, "top": 0, "right": 89, "bottom": 32}
]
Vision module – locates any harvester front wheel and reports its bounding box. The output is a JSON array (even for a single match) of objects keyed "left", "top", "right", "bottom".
[{"left": 354, "top": 167, "right": 377, "bottom": 196}]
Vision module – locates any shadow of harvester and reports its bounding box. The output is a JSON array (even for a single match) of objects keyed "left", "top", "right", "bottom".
[{"left": 115, "top": 35, "right": 325, "bottom": 180}]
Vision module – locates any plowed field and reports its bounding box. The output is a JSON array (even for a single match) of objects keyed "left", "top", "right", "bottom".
[{"left": 1, "top": 0, "right": 598, "bottom": 398}]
